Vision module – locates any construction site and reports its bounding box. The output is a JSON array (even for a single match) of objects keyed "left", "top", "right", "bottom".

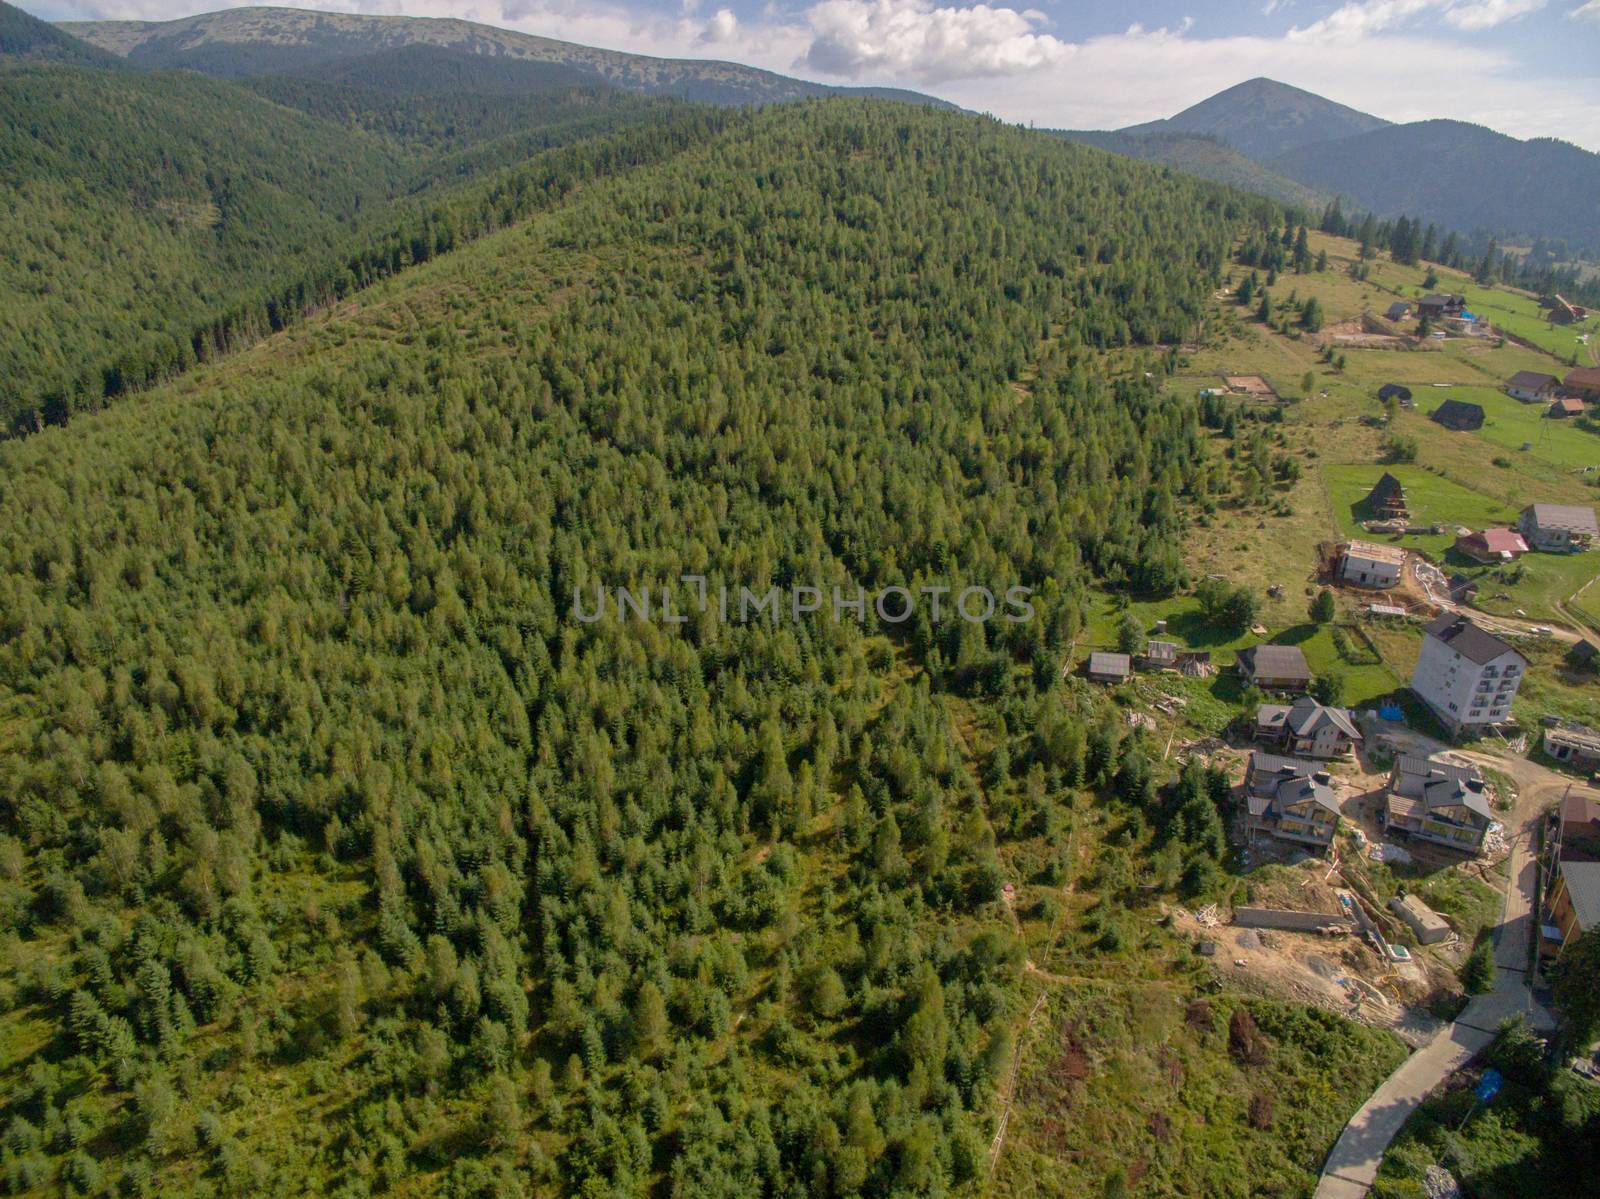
[{"left": 1171, "top": 844, "right": 1496, "bottom": 1046}]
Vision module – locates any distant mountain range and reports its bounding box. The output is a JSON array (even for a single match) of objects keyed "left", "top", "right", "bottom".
[
  {"left": 14, "top": 7, "right": 1600, "bottom": 254},
  {"left": 59, "top": 5, "right": 949, "bottom": 108},
  {"left": 1057, "top": 77, "right": 1600, "bottom": 254}
]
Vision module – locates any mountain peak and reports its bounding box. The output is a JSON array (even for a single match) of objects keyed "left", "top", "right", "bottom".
[{"left": 1130, "top": 77, "right": 1390, "bottom": 162}]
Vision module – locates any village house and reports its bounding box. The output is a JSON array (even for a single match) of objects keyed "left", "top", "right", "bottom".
[
  {"left": 1138, "top": 639, "right": 1179, "bottom": 671},
  {"left": 1556, "top": 791, "right": 1600, "bottom": 858},
  {"left": 1364, "top": 471, "right": 1409, "bottom": 520},
  {"left": 1543, "top": 858, "right": 1600, "bottom": 957},
  {"left": 1544, "top": 722, "right": 1600, "bottom": 773},
  {"left": 1430, "top": 398, "right": 1485, "bottom": 431},
  {"left": 1255, "top": 694, "right": 1362, "bottom": 758},
  {"left": 1339, "top": 539, "right": 1405, "bottom": 588},
  {"left": 1417, "top": 293, "right": 1465, "bottom": 320},
  {"left": 1087, "top": 651, "right": 1131, "bottom": 684},
  {"left": 1505, "top": 370, "right": 1560, "bottom": 402},
  {"left": 1564, "top": 367, "right": 1600, "bottom": 402},
  {"left": 1384, "top": 302, "right": 1411, "bottom": 323},
  {"left": 1409, "top": 614, "right": 1526, "bottom": 735},
  {"left": 1549, "top": 396, "right": 1586, "bottom": 419},
  {"left": 1384, "top": 754, "right": 1494, "bottom": 853},
  {"left": 1547, "top": 296, "right": 1590, "bottom": 326},
  {"left": 1377, "top": 383, "right": 1412, "bottom": 404},
  {"left": 1519, "top": 503, "right": 1599, "bottom": 552},
  {"left": 1236, "top": 644, "right": 1313, "bottom": 693},
  {"left": 1243, "top": 752, "right": 1341, "bottom": 848},
  {"left": 1452, "top": 527, "right": 1528, "bottom": 564}
]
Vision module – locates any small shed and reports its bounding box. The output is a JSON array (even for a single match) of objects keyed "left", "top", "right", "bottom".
[
  {"left": 1549, "top": 396, "right": 1586, "bottom": 419},
  {"left": 1385, "top": 301, "right": 1411, "bottom": 322},
  {"left": 1088, "top": 652, "right": 1131, "bottom": 684},
  {"left": 1389, "top": 894, "right": 1452, "bottom": 945},
  {"left": 1377, "top": 383, "right": 1412, "bottom": 403}
]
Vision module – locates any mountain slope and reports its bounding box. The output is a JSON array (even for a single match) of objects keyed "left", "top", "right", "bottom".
[
  {"left": 0, "top": 99, "right": 1291, "bottom": 1196},
  {"left": 0, "top": 62, "right": 679, "bottom": 431},
  {"left": 0, "top": 0, "right": 122, "bottom": 67},
  {"left": 1122, "top": 77, "right": 1390, "bottom": 162},
  {"left": 63, "top": 4, "right": 949, "bottom": 107},
  {"left": 1270, "top": 119, "right": 1600, "bottom": 251},
  {"left": 1053, "top": 128, "right": 1331, "bottom": 212}
]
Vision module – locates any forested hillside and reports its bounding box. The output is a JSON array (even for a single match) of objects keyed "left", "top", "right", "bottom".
[
  {"left": 1271, "top": 119, "right": 1600, "bottom": 253},
  {"left": 0, "top": 100, "right": 1263, "bottom": 1196},
  {"left": 0, "top": 62, "right": 679, "bottom": 433},
  {"left": 0, "top": 0, "right": 121, "bottom": 68}
]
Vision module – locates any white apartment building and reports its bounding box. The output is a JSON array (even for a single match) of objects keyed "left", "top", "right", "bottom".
[{"left": 1410, "top": 614, "right": 1526, "bottom": 735}]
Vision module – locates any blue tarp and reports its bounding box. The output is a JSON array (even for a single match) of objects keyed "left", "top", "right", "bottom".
[{"left": 1379, "top": 705, "right": 1405, "bottom": 722}]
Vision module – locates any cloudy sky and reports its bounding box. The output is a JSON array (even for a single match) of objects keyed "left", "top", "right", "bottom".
[{"left": 33, "top": 0, "right": 1600, "bottom": 150}]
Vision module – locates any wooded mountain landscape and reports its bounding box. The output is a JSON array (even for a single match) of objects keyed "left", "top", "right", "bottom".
[
  {"left": 2, "top": 4, "right": 1598, "bottom": 1198},
  {"left": 1061, "top": 77, "right": 1600, "bottom": 258}
]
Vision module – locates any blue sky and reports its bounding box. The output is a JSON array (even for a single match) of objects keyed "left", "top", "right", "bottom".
[{"left": 35, "top": 1, "right": 1600, "bottom": 149}]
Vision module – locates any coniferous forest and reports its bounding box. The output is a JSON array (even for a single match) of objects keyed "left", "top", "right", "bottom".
[{"left": 0, "top": 14, "right": 1421, "bottom": 1197}]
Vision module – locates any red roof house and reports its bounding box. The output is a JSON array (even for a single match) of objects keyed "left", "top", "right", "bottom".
[{"left": 1454, "top": 527, "right": 1529, "bottom": 563}]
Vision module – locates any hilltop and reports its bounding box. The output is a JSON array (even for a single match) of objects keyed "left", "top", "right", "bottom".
[
  {"left": 0, "top": 0, "right": 122, "bottom": 67},
  {"left": 61, "top": 4, "right": 949, "bottom": 107},
  {"left": 1122, "top": 76, "right": 1391, "bottom": 162}
]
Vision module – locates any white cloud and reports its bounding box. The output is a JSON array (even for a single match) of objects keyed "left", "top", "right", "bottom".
[
  {"left": 698, "top": 6, "right": 737, "bottom": 44},
  {"left": 1571, "top": 0, "right": 1600, "bottom": 20},
  {"left": 798, "top": 0, "right": 1073, "bottom": 81},
  {"left": 1444, "top": 0, "right": 1546, "bottom": 30},
  {"left": 1288, "top": 0, "right": 1545, "bottom": 38}
]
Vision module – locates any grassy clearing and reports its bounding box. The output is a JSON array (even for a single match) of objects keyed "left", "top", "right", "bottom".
[
  {"left": 996, "top": 983, "right": 1408, "bottom": 1199},
  {"left": 1323, "top": 463, "right": 1516, "bottom": 557}
]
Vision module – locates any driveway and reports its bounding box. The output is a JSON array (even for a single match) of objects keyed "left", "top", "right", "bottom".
[{"left": 1313, "top": 750, "right": 1563, "bottom": 1199}]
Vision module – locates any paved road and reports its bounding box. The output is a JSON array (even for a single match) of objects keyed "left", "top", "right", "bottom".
[{"left": 1314, "top": 759, "right": 1559, "bottom": 1199}]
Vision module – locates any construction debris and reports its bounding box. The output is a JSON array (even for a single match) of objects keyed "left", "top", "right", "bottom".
[
  {"left": 1194, "top": 904, "right": 1220, "bottom": 927},
  {"left": 1369, "top": 841, "right": 1413, "bottom": 865}
]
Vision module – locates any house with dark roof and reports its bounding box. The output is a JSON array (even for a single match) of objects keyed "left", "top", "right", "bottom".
[
  {"left": 1544, "top": 858, "right": 1600, "bottom": 957},
  {"left": 1255, "top": 695, "right": 1362, "bottom": 759},
  {"left": 1236, "top": 644, "right": 1313, "bottom": 692},
  {"left": 1547, "top": 296, "right": 1589, "bottom": 326},
  {"left": 1565, "top": 367, "right": 1600, "bottom": 401},
  {"left": 1431, "top": 399, "right": 1485, "bottom": 431},
  {"left": 1377, "top": 383, "right": 1412, "bottom": 403},
  {"left": 1384, "top": 755, "right": 1493, "bottom": 853},
  {"left": 1409, "top": 614, "right": 1526, "bottom": 735},
  {"left": 1384, "top": 301, "right": 1411, "bottom": 322},
  {"left": 1417, "top": 293, "right": 1465, "bottom": 320},
  {"left": 1243, "top": 752, "right": 1341, "bottom": 848},
  {"left": 1519, "top": 503, "right": 1599, "bottom": 552},
  {"left": 1087, "top": 652, "right": 1130, "bottom": 683},
  {"left": 1505, "top": 370, "right": 1560, "bottom": 402},
  {"left": 1453, "top": 527, "right": 1528, "bottom": 564},
  {"left": 1365, "top": 472, "right": 1409, "bottom": 520}
]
